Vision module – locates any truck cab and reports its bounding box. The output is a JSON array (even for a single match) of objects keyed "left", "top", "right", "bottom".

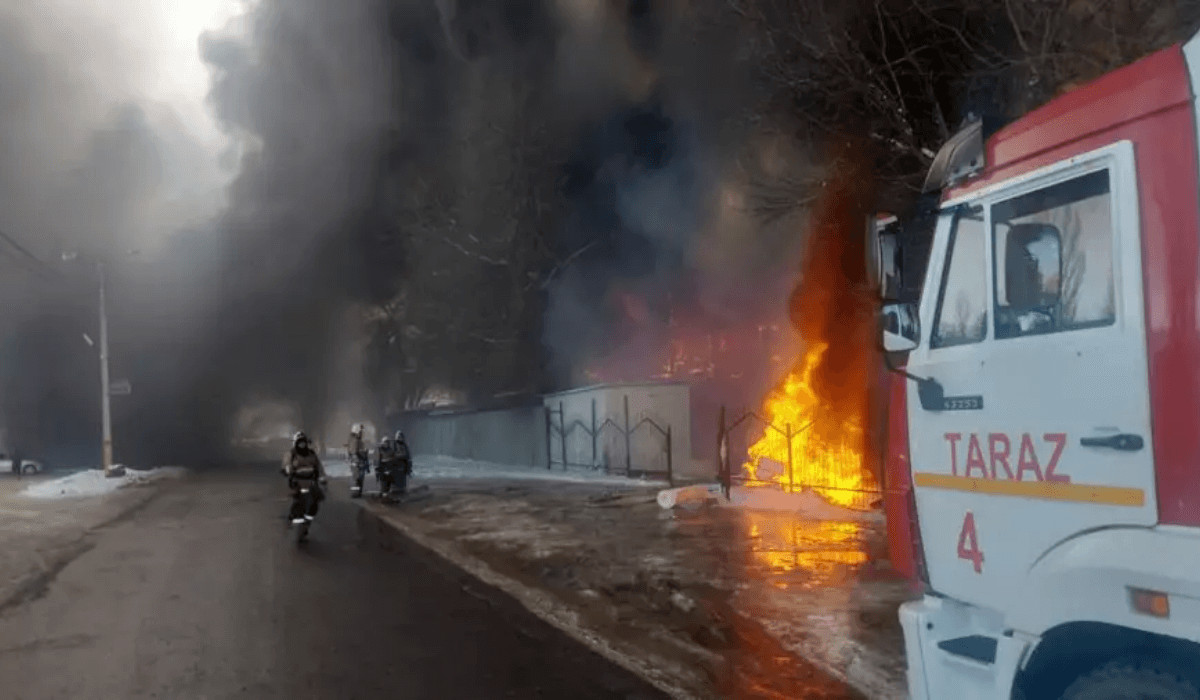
[{"left": 878, "top": 32, "right": 1200, "bottom": 700}]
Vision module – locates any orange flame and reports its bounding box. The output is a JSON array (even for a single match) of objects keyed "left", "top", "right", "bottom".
[
  {"left": 742, "top": 342, "right": 875, "bottom": 508},
  {"left": 741, "top": 146, "right": 881, "bottom": 510}
]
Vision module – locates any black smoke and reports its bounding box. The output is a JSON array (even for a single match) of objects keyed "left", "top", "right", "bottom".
[
  {"left": 191, "top": 0, "right": 795, "bottom": 446},
  {"left": 546, "top": 96, "right": 708, "bottom": 378},
  {"left": 0, "top": 0, "right": 785, "bottom": 466},
  {"left": 6, "top": 0, "right": 1198, "bottom": 469}
]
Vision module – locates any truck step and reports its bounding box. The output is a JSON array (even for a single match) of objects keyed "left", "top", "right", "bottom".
[{"left": 937, "top": 635, "right": 997, "bottom": 664}]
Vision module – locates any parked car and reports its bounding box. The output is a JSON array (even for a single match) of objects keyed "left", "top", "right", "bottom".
[{"left": 0, "top": 454, "right": 43, "bottom": 475}]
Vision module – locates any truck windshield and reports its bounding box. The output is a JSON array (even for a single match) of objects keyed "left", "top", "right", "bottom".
[{"left": 931, "top": 205, "right": 986, "bottom": 348}]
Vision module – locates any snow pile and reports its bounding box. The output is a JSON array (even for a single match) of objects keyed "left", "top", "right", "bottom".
[
  {"left": 414, "top": 455, "right": 670, "bottom": 487},
  {"left": 724, "top": 486, "right": 883, "bottom": 523},
  {"left": 22, "top": 467, "right": 186, "bottom": 499}
]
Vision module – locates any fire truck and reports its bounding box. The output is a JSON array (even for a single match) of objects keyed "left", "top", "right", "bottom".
[{"left": 874, "top": 31, "right": 1200, "bottom": 700}]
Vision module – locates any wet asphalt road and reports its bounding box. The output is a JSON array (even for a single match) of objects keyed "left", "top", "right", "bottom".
[{"left": 0, "top": 468, "right": 666, "bottom": 700}]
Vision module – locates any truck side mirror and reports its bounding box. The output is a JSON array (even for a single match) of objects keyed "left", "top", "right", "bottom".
[
  {"left": 880, "top": 301, "right": 948, "bottom": 410},
  {"left": 996, "top": 222, "right": 1062, "bottom": 338},
  {"left": 881, "top": 302, "right": 920, "bottom": 352},
  {"left": 1002, "top": 223, "right": 1061, "bottom": 309}
]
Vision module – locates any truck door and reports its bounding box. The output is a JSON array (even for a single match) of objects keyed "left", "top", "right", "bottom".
[{"left": 904, "top": 141, "right": 1157, "bottom": 609}]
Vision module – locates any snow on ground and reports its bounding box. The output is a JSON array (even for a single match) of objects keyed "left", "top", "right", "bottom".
[
  {"left": 22, "top": 467, "right": 186, "bottom": 499},
  {"left": 322, "top": 452, "right": 671, "bottom": 487},
  {"left": 409, "top": 455, "right": 669, "bottom": 487},
  {"left": 0, "top": 472, "right": 168, "bottom": 612}
]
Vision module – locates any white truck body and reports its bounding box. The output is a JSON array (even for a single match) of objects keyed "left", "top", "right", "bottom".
[{"left": 880, "top": 31, "right": 1200, "bottom": 700}]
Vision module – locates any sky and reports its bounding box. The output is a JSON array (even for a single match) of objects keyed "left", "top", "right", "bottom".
[{"left": 0, "top": 0, "right": 246, "bottom": 264}]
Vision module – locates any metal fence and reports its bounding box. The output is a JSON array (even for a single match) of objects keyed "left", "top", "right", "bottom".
[
  {"left": 545, "top": 394, "right": 674, "bottom": 485},
  {"left": 715, "top": 405, "right": 880, "bottom": 509}
]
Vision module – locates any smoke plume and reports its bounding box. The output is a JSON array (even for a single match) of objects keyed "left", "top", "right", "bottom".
[
  {"left": 194, "top": 0, "right": 799, "bottom": 442},
  {"left": 0, "top": 1, "right": 233, "bottom": 465},
  {"left": 0, "top": 0, "right": 884, "bottom": 466}
]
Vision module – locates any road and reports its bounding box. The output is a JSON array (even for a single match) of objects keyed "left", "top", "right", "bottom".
[{"left": 0, "top": 468, "right": 667, "bottom": 700}]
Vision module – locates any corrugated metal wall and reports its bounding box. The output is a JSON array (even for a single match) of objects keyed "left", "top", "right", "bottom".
[{"left": 396, "top": 402, "right": 548, "bottom": 468}]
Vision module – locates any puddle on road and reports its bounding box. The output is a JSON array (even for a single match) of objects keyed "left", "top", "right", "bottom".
[
  {"left": 669, "top": 504, "right": 884, "bottom": 589},
  {"left": 670, "top": 504, "right": 908, "bottom": 699},
  {"left": 744, "top": 514, "right": 871, "bottom": 587}
]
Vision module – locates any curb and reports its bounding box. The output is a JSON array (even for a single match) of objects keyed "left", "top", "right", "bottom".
[{"left": 357, "top": 501, "right": 701, "bottom": 700}]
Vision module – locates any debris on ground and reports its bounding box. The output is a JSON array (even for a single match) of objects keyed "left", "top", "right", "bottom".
[{"left": 656, "top": 484, "right": 723, "bottom": 510}]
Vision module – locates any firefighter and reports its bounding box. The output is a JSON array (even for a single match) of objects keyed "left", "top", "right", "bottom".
[
  {"left": 376, "top": 435, "right": 401, "bottom": 499},
  {"left": 281, "top": 431, "right": 327, "bottom": 520},
  {"left": 346, "top": 423, "right": 369, "bottom": 496},
  {"left": 393, "top": 430, "right": 413, "bottom": 494}
]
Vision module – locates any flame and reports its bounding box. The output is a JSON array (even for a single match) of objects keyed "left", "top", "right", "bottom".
[
  {"left": 742, "top": 342, "right": 876, "bottom": 509},
  {"left": 583, "top": 309, "right": 787, "bottom": 386},
  {"left": 740, "top": 145, "right": 880, "bottom": 511}
]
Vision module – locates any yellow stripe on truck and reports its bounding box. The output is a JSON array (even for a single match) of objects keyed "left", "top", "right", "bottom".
[{"left": 913, "top": 472, "right": 1146, "bottom": 507}]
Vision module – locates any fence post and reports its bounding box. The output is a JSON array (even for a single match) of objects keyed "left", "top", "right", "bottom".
[
  {"left": 590, "top": 398, "right": 597, "bottom": 469},
  {"left": 624, "top": 394, "right": 632, "bottom": 476},
  {"left": 666, "top": 425, "right": 674, "bottom": 486},
  {"left": 786, "top": 422, "right": 794, "bottom": 494},
  {"left": 560, "top": 401, "right": 568, "bottom": 470},
  {"left": 545, "top": 406, "right": 552, "bottom": 470}
]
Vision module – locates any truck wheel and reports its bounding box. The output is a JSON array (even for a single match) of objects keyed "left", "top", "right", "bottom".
[{"left": 1061, "top": 657, "right": 1199, "bottom": 700}]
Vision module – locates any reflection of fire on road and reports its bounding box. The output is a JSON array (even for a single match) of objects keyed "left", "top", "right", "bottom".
[
  {"left": 746, "top": 511, "right": 869, "bottom": 586},
  {"left": 741, "top": 150, "right": 881, "bottom": 511}
]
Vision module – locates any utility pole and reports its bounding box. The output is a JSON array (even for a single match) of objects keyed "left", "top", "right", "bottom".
[
  {"left": 98, "top": 262, "right": 115, "bottom": 477},
  {"left": 64, "top": 251, "right": 131, "bottom": 477}
]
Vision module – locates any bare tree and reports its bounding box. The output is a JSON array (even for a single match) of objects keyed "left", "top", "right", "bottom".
[
  {"left": 727, "top": 0, "right": 1200, "bottom": 215},
  {"left": 360, "top": 41, "right": 568, "bottom": 407},
  {"left": 366, "top": 0, "right": 1200, "bottom": 411}
]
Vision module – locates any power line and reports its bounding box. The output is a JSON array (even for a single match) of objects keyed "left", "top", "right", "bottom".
[
  {"left": 0, "top": 238, "right": 51, "bottom": 279},
  {"left": 0, "top": 227, "right": 58, "bottom": 278}
]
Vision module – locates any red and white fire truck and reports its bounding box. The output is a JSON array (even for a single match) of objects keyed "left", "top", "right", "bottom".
[{"left": 875, "top": 31, "right": 1200, "bottom": 700}]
